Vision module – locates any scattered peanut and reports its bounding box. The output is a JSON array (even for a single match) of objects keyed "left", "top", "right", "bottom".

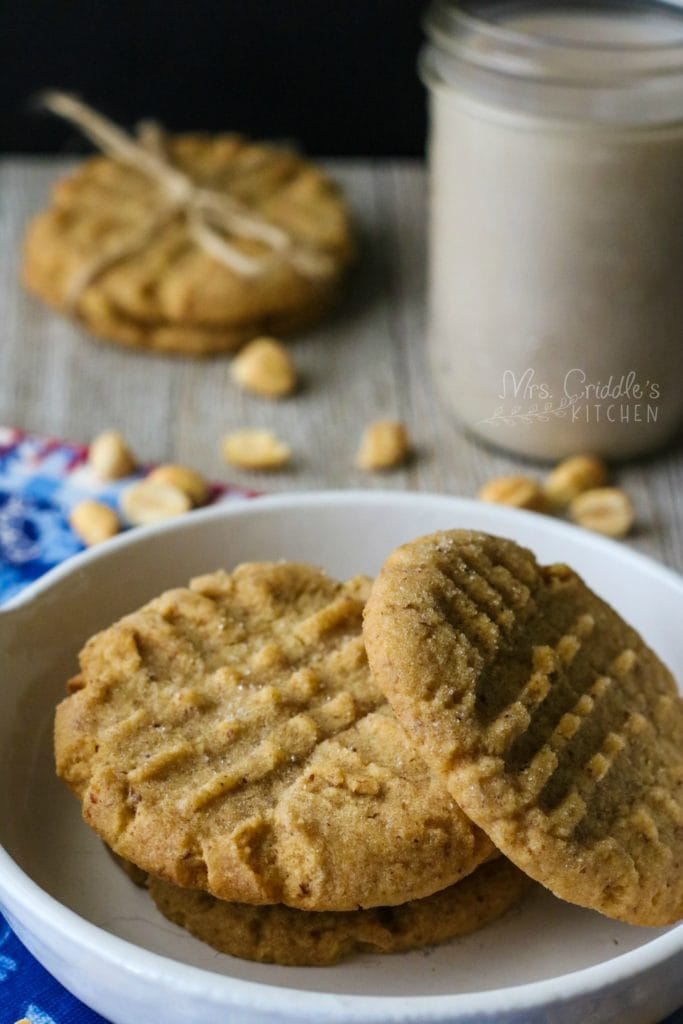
[
  {"left": 230, "top": 337, "right": 297, "bottom": 398},
  {"left": 147, "top": 463, "right": 209, "bottom": 506},
  {"left": 544, "top": 454, "right": 608, "bottom": 506},
  {"left": 222, "top": 429, "right": 291, "bottom": 471},
  {"left": 120, "top": 480, "right": 192, "bottom": 526},
  {"left": 356, "top": 420, "right": 410, "bottom": 471},
  {"left": 88, "top": 429, "right": 136, "bottom": 480},
  {"left": 69, "top": 499, "right": 120, "bottom": 546},
  {"left": 569, "top": 487, "right": 634, "bottom": 538},
  {"left": 478, "top": 475, "right": 546, "bottom": 511}
]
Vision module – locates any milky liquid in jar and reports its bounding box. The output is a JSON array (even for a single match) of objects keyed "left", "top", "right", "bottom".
[{"left": 422, "top": 1, "right": 683, "bottom": 459}]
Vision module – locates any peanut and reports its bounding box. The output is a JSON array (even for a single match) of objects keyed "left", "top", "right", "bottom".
[
  {"left": 120, "top": 480, "right": 192, "bottom": 526},
  {"left": 230, "top": 337, "right": 296, "bottom": 399},
  {"left": 356, "top": 420, "right": 410, "bottom": 471},
  {"left": 569, "top": 487, "right": 634, "bottom": 538},
  {"left": 69, "top": 499, "right": 119, "bottom": 546},
  {"left": 88, "top": 429, "right": 136, "bottom": 480},
  {"left": 147, "top": 464, "right": 209, "bottom": 506},
  {"left": 479, "top": 475, "right": 546, "bottom": 511},
  {"left": 544, "top": 454, "right": 608, "bottom": 506},
  {"left": 222, "top": 429, "right": 291, "bottom": 471}
]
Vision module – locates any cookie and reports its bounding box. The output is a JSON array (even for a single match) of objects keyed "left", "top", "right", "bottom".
[
  {"left": 55, "top": 563, "right": 493, "bottom": 910},
  {"left": 147, "top": 857, "right": 530, "bottom": 966},
  {"left": 364, "top": 530, "right": 683, "bottom": 926},
  {"left": 22, "top": 134, "right": 353, "bottom": 355},
  {"left": 67, "top": 285, "right": 335, "bottom": 357}
]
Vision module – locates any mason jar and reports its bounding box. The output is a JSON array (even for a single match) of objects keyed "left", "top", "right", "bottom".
[{"left": 422, "top": 0, "right": 683, "bottom": 459}]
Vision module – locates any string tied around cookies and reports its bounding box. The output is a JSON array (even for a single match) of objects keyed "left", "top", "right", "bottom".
[{"left": 39, "top": 91, "right": 335, "bottom": 310}]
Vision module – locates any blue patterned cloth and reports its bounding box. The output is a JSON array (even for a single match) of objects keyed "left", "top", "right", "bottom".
[
  {"left": 0, "top": 428, "right": 682, "bottom": 1024},
  {"left": 0, "top": 427, "right": 253, "bottom": 605}
]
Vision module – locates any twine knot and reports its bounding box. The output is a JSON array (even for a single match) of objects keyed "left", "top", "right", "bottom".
[{"left": 40, "top": 92, "right": 335, "bottom": 310}]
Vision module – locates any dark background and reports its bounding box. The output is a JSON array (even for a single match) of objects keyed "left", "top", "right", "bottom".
[{"left": 1, "top": 1, "right": 428, "bottom": 156}]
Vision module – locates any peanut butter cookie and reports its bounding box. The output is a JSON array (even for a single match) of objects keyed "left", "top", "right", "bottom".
[
  {"left": 22, "top": 134, "right": 353, "bottom": 355},
  {"left": 364, "top": 530, "right": 683, "bottom": 926},
  {"left": 147, "top": 856, "right": 529, "bottom": 966},
  {"left": 55, "top": 563, "right": 492, "bottom": 910}
]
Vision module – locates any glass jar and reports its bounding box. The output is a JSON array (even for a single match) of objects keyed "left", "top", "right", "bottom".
[{"left": 422, "top": 0, "right": 683, "bottom": 460}]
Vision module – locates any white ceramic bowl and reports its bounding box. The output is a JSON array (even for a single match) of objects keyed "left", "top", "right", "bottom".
[{"left": 1, "top": 491, "right": 682, "bottom": 1024}]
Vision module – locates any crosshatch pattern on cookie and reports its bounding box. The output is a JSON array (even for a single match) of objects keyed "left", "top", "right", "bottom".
[
  {"left": 363, "top": 530, "right": 683, "bottom": 926},
  {"left": 55, "top": 562, "right": 492, "bottom": 911},
  {"left": 146, "top": 856, "right": 531, "bottom": 966}
]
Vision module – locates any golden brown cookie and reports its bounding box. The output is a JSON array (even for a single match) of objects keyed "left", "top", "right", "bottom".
[
  {"left": 65, "top": 283, "right": 337, "bottom": 357},
  {"left": 364, "top": 530, "right": 683, "bottom": 926},
  {"left": 147, "top": 857, "right": 530, "bottom": 966},
  {"left": 22, "top": 135, "right": 353, "bottom": 355},
  {"left": 55, "top": 563, "right": 493, "bottom": 910}
]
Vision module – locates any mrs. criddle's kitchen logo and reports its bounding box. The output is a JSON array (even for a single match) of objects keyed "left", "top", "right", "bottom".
[{"left": 479, "top": 368, "right": 661, "bottom": 428}]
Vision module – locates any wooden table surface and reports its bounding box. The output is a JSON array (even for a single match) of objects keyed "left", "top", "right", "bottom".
[{"left": 1, "top": 156, "right": 682, "bottom": 573}]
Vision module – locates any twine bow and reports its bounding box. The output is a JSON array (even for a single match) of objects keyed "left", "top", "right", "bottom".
[{"left": 40, "top": 92, "right": 335, "bottom": 310}]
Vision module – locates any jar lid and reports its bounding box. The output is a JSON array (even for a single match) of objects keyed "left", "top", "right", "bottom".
[
  {"left": 422, "top": 0, "right": 683, "bottom": 124},
  {"left": 426, "top": 1, "right": 683, "bottom": 80}
]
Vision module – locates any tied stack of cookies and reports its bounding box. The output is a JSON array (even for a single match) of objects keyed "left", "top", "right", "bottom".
[
  {"left": 53, "top": 531, "right": 683, "bottom": 966},
  {"left": 22, "top": 94, "right": 354, "bottom": 356}
]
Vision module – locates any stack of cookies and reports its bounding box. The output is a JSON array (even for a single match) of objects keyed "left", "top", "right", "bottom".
[
  {"left": 23, "top": 123, "right": 354, "bottom": 356},
  {"left": 54, "top": 532, "right": 683, "bottom": 966}
]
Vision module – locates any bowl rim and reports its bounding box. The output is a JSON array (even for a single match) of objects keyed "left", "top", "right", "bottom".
[
  {"left": 5, "top": 488, "right": 683, "bottom": 613},
  {"left": 2, "top": 489, "right": 683, "bottom": 1021}
]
